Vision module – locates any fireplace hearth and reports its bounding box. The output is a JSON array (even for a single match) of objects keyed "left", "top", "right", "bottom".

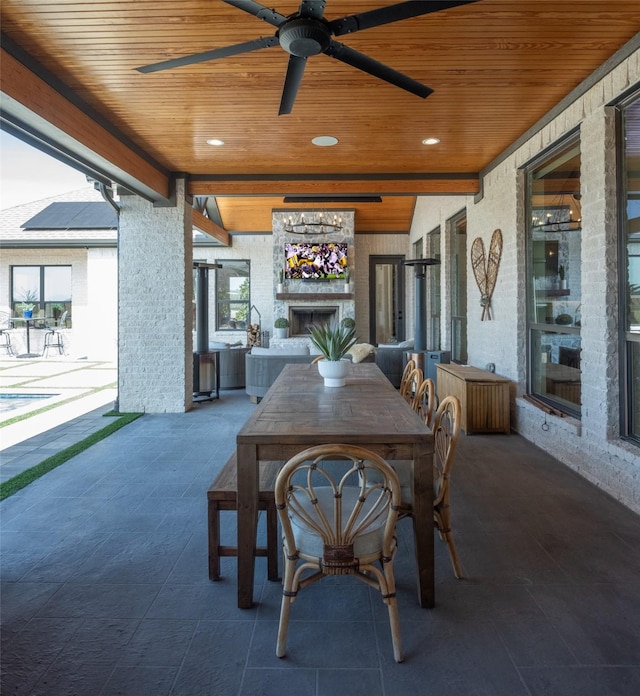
[{"left": 289, "top": 306, "right": 338, "bottom": 336}]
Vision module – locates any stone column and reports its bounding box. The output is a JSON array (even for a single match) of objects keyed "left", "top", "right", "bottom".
[{"left": 117, "top": 177, "right": 193, "bottom": 412}]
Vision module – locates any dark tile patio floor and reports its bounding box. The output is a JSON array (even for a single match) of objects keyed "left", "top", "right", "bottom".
[{"left": 1, "top": 389, "right": 640, "bottom": 695}]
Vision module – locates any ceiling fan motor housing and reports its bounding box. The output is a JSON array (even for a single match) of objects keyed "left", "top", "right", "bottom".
[{"left": 278, "top": 18, "right": 331, "bottom": 57}]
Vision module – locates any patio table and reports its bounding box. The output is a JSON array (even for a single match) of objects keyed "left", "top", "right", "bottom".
[
  {"left": 236, "top": 361, "right": 435, "bottom": 609},
  {"left": 10, "top": 317, "right": 41, "bottom": 358}
]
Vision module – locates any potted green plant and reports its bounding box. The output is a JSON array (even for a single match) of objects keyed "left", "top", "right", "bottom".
[
  {"left": 343, "top": 267, "right": 352, "bottom": 293},
  {"left": 274, "top": 316, "right": 290, "bottom": 338},
  {"left": 18, "top": 302, "right": 36, "bottom": 318},
  {"left": 340, "top": 316, "right": 356, "bottom": 329},
  {"left": 558, "top": 264, "right": 567, "bottom": 290},
  {"left": 52, "top": 303, "right": 64, "bottom": 321},
  {"left": 17, "top": 289, "right": 38, "bottom": 318},
  {"left": 309, "top": 323, "right": 358, "bottom": 387},
  {"left": 277, "top": 270, "right": 285, "bottom": 294}
]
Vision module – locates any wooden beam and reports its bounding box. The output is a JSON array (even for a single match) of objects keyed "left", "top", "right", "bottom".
[
  {"left": 0, "top": 48, "right": 170, "bottom": 202},
  {"left": 188, "top": 177, "right": 480, "bottom": 197},
  {"left": 192, "top": 209, "right": 230, "bottom": 246}
]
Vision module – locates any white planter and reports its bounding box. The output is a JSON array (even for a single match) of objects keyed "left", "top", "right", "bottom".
[
  {"left": 274, "top": 327, "right": 288, "bottom": 339},
  {"left": 317, "top": 359, "right": 349, "bottom": 387},
  {"left": 277, "top": 283, "right": 284, "bottom": 294}
]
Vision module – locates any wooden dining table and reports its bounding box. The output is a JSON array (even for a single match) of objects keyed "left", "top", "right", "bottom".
[{"left": 236, "top": 361, "right": 435, "bottom": 609}]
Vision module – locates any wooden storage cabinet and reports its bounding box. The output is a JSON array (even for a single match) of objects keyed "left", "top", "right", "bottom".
[{"left": 436, "top": 364, "right": 511, "bottom": 434}]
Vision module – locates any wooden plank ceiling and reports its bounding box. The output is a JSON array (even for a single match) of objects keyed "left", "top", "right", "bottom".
[{"left": 1, "top": 1, "right": 639, "bottom": 235}]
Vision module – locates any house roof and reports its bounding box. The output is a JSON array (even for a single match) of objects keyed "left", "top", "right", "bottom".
[
  {"left": 0, "top": 186, "right": 225, "bottom": 247},
  {"left": 0, "top": 187, "right": 118, "bottom": 247}
]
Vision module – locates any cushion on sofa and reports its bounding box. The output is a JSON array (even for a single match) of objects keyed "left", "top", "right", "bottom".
[{"left": 347, "top": 343, "right": 376, "bottom": 364}]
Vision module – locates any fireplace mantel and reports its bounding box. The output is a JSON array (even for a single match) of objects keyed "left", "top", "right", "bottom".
[{"left": 276, "top": 293, "right": 353, "bottom": 301}]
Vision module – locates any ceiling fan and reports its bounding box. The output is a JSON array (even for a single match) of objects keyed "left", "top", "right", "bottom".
[{"left": 136, "top": 0, "right": 479, "bottom": 115}]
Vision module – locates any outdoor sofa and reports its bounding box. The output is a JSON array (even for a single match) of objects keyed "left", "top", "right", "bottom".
[{"left": 245, "top": 343, "right": 376, "bottom": 402}]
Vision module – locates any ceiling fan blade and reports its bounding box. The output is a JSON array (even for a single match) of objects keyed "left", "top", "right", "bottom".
[
  {"left": 325, "top": 41, "right": 433, "bottom": 99},
  {"left": 222, "top": 0, "right": 287, "bottom": 27},
  {"left": 279, "top": 55, "right": 307, "bottom": 115},
  {"left": 135, "top": 36, "right": 278, "bottom": 73},
  {"left": 330, "top": 0, "right": 480, "bottom": 37}
]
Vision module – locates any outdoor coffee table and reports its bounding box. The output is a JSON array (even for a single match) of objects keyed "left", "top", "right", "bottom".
[{"left": 235, "top": 361, "right": 435, "bottom": 609}]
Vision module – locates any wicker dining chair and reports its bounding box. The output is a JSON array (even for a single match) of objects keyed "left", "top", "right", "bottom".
[
  {"left": 400, "top": 366, "right": 423, "bottom": 404},
  {"left": 411, "top": 377, "right": 438, "bottom": 428},
  {"left": 274, "top": 443, "right": 404, "bottom": 663},
  {"left": 398, "top": 358, "right": 416, "bottom": 392},
  {"left": 395, "top": 395, "right": 464, "bottom": 578}
]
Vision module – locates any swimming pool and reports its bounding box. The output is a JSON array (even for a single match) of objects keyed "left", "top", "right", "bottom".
[{"left": 0, "top": 393, "right": 57, "bottom": 414}]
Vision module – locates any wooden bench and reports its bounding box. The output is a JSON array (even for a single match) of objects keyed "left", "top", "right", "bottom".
[{"left": 207, "top": 452, "right": 281, "bottom": 582}]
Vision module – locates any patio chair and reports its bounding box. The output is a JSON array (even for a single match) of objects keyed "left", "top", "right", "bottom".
[
  {"left": 275, "top": 443, "right": 404, "bottom": 663},
  {"left": 412, "top": 377, "right": 437, "bottom": 428},
  {"left": 395, "top": 395, "right": 464, "bottom": 578},
  {"left": 399, "top": 358, "right": 416, "bottom": 392},
  {"left": 0, "top": 312, "right": 15, "bottom": 356},
  {"left": 400, "top": 366, "right": 422, "bottom": 404},
  {"left": 42, "top": 310, "right": 67, "bottom": 357}
]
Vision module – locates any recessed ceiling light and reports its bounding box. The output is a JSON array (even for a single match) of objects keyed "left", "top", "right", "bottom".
[
  {"left": 422, "top": 137, "right": 440, "bottom": 145},
  {"left": 206, "top": 138, "right": 225, "bottom": 146},
  {"left": 312, "top": 136, "right": 339, "bottom": 147}
]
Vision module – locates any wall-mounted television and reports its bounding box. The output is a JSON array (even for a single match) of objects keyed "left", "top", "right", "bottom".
[{"left": 284, "top": 242, "right": 348, "bottom": 280}]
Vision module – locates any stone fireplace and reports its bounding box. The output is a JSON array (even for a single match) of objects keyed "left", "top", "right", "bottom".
[
  {"left": 289, "top": 306, "right": 338, "bottom": 336},
  {"left": 271, "top": 209, "right": 356, "bottom": 345}
]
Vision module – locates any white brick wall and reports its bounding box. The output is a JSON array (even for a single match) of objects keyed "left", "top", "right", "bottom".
[
  {"left": 86, "top": 248, "right": 118, "bottom": 361},
  {"left": 408, "top": 196, "right": 475, "bottom": 352},
  {"left": 117, "top": 178, "right": 192, "bottom": 413}
]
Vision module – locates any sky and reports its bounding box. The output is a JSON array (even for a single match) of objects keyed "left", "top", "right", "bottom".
[{"left": 0, "top": 131, "right": 90, "bottom": 210}]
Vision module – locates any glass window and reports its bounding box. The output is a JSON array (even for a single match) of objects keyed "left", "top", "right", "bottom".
[
  {"left": 620, "top": 94, "right": 640, "bottom": 442},
  {"left": 216, "top": 260, "right": 250, "bottom": 331},
  {"left": 412, "top": 237, "right": 423, "bottom": 259},
  {"left": 526, "top": 137, "right": 581, "bottom": 416},
  {"left": 11, "top": 265, "right": 72, "bottom": 325}
]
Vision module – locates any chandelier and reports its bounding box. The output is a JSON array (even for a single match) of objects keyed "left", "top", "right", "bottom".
[
  {"left": 531, "top": 193, "right": 582, "bottom": 233},
  {"left": 284, "top": 211, "right": 343, "bottom": 235}
]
